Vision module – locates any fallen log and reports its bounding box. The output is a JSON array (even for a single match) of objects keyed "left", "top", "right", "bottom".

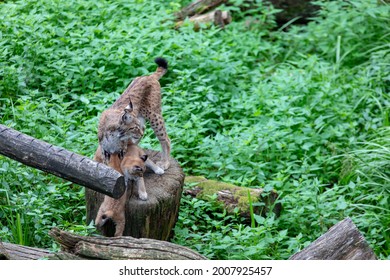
[
  {"left": 0, "top": 124, "right": 125, "bottom": 198},
  {"left": 289, "top": 217, "right": 377, "bottom": 260},
  {"left": 86, "top": 150, "right": 184, "bottom": 240},
  {"left": 176, "top": 10, "right": 231, "bottom": 29},
  {"left": 184, "top": 176, "right": 281, "bottom": 220},
  {"left": 0, "top": 241, "right": 52, "bottom": 260},
  {"left": 48, "top": 228, "right": 207, "bottom": 260},
  {"left": 176, "top": 0, "right": 227, "bottom": 20},
  {"left": 1, "top": 218, "right": 377, "bottom": 260}
]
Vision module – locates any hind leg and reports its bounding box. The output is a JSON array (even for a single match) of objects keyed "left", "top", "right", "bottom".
[
  {"left": 114, "top": 211, "right": 126, "bottom": 237},
  {"left": 149, "top": 113, "right": 171, "bottom": 170}
]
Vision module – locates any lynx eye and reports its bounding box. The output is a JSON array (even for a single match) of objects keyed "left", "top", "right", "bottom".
[{"left": 140, "top": 154, "right": 148, "bottom": 162}]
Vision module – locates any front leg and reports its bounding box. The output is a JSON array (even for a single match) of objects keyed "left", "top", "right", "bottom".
[
  {"left": 135, "top": 177, "right": 148, "bottom": 201},
  {"left": 114, "top": 211, "right": 126, "bottom": 237},
  {"left": 146, "top": 158, "right": 164, "bottom": 175}
]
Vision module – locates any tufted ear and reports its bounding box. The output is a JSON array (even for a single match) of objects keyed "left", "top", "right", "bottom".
[
  {"left": 140, "top": 154, "right": 148, "bottom": 162},
  {"left": 124, "top": 99, "right": 133, "bottom": 113}
]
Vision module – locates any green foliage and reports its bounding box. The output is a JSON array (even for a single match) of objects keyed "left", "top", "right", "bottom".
[{"left": 0, "top": 0, "right": 389, "bottom": 258}]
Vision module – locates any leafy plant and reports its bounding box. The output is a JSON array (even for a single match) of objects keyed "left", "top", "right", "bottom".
[{"left": 0, "top": 0, "right": 389, "bottom": 259}]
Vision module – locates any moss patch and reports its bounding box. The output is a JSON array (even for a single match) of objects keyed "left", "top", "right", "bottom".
[{"left": 184, "top": 176, "right": 280, "bottom": 217}]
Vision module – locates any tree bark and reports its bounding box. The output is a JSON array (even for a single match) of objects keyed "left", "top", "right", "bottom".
[
  {"left": 85, "top": 150, "right": 184, "bottom": 240},
  {"left": 0, "top": 124, "right": 125, "bottom": 198},
  {"left": 289, "top": 218, "right": 377, "bottom": 260},
  {"left": 176, "top": 0, "right": 227, "bottom": 20},
  {"left": 48, "top": 228, "right": 206, "bottom": 260},
  {"left": 0, "top": 241, "right": 53, "bottom": 260},
  {"left": 184, "top": 176, "right": 281, "bottom": 220}
]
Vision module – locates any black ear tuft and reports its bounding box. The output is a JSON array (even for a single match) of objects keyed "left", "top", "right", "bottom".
[
  {"left": 140, "top": 154, "right": 148, "bottom": 162},
  {"left": 154, "top": 57, "right": 168, "bottom": 69}
]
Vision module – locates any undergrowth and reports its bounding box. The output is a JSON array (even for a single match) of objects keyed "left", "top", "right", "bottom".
[{"left": 0, "top": 0, "right": 389, "bottom": 259}]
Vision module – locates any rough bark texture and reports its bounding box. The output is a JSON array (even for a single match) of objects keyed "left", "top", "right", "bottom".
[
  {"left": 0, "top": 241, "right": 53, "bottom": 260},
  {"left": 176, "top": 0, "right": 227, "bottom": 20},
  {"left": 184, "top": 176, "right": 281, "bottom": 220},
  {"left": 289, "top": 218, "right": 377, "bottom": 260},
  {"left": 0, "top": 124, "right": 125, "bottom": 198},
  {"left": 85, "top": 150, "right": 184, "bottom": 240},
  {"left": 48, "top": 228, "right": 206, "bottom": 260}
]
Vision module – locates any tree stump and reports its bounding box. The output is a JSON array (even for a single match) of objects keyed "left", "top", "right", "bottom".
[{"left": 85, "top": 150, "right": 184, "bottom": 241}]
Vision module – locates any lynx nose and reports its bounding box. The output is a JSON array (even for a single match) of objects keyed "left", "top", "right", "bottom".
[{"left": 133, "top": 166, "right": 143, "bottom": 172}]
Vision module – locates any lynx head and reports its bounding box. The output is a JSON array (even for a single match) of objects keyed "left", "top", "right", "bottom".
[
  {"left": 119, "top": 101, "right": 144, "bottom": 144},
  {"left": 121, "top": 153, "right": 148, "bottom": 182}
]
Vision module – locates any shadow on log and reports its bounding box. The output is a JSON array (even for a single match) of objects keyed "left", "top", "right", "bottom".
[
  {"left": 86, "top": 150, "right": 184, "bottom": 241},
  {"left": 289, "top": 217, "right": 377, "bottom": 260}
]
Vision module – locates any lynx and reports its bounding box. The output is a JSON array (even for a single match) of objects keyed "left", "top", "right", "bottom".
[
  {"left": 98, "top": 57, "right": 171, "bottom": 170},
  {"left": 98, "top": 104, "right": 144, "bottom": 164},
  {"left": 94, "top": 144, "right": 163, "bottom": 237}
]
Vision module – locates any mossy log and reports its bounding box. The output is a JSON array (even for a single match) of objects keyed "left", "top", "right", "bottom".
[
  {"left": 184, "top": 176, "right": 281, "bottom": 219},
  {"left": 48, "top": 228, "right": 206, "bottom": 260},
  {"left": 289, "top": 218, "right": 377, "bottom": 260},
  {"left": 85, "top": 150, "right": 184, "bottom": 240}
]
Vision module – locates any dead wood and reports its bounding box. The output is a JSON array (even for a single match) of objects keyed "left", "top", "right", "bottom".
[
  {"left": 176, "top": 10, "right": 231, "bottom": 29},
  {"left": 48, "top": 228, "right": 206, "bottom": 260},
  {"left": 184, "top": 176, "right": 281, "bottom": 220},
  {"left": 289, "top": 217, "right": 377, "bottom": 260},
  {"left": 0, "top": 124, "right": 125, "bottom": 199},
  {"left": 176, "top": 0, "right": 227, "bottom": 20},
  {"left": 0, "top": 241, "right": 53, "bottom": 260}
]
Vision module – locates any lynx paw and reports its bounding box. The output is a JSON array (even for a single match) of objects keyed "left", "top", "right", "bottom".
[
  {"left": 138, "top": 191, "right": 148, "bottom": 201},
  {"left": 157, "top": 161, "right": 170, "bottom": 171},
  {"left": 154, "top": 166, "right": 165, "bottom": 175}
]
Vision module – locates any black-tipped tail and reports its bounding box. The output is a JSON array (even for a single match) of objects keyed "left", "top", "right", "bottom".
[{"left": 155, "top": 57, "right": 168, "bottom": 70}]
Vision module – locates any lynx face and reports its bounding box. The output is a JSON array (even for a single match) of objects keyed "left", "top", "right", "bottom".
[
  {"left": 121, "top": 153, "right": 147, "bottom": 181},
  {"left": 98, "top": 105, "right": 144, "bottom": 162},
  {"left": 121, "top": 150, "right": 148, "bottom": 200},
  {"left": 118, "top": 108, "right": 144, "bottom": 145}
]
